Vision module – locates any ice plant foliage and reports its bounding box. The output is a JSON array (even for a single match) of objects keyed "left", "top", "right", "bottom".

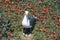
[{"left": 0, "top": 0, "right": 60, "bottom": 40}]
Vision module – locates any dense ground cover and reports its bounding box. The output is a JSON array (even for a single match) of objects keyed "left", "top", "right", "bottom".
[{"left": 0, "top": 0, "right": 60, "bottom": 40}]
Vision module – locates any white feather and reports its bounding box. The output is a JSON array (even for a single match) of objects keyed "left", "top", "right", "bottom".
[{"left": 22, "top": 11, "right": 32, "bottom": 28}]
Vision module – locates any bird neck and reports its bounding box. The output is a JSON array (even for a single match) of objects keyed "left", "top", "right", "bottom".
[
  {"left": 24, "top": 14, "right": 28, "bottom": 17},
  {"left": 23, "top": 15, "right": 28, "bottom": 19}
]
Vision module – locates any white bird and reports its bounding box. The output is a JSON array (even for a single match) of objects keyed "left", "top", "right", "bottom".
[
  {"left": 22, "top": 11, "right": 37, "bottom": 37},
  {"left": 22, "top": 11, "right": 37, "bottom": 28}
]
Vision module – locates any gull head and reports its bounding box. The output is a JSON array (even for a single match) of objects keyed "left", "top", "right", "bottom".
[{"left": 25, "top": 11, "right": 29, "bottom": 15}]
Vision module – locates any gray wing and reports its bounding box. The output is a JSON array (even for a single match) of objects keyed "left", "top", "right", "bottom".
[{"left": 28, "top": 16, "right": 36, "bottom": 27}]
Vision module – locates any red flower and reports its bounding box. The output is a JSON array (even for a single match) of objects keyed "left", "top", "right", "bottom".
[
  {"left": 0, "top": 34, "right": 2, "bottom": 37},
  {"left": 30, "top": 9, "right": 35, "bottom": 13},
  {"left": 4, "top": 9, "right": 8, "bottom": 12},
  {"left": 20, "top": 3, "right": 23, "bottom": 6},
  {"left": 50, "top": 34, "right": 54, "bottom": 37},
  {"left": 7, "top": 35, "right": 12, "bottom": 39},
  {"left": 8, "top": 11, "right": 12, "bottom": 15},
  {"left": 11, "top": 2, "right": 14, "bottom": 4},
  {"left": 0, "top": 17, "right": 2, "bottom": 20},
  {"left": 26, "top": 6, "right": 31, "bottom": 9},
  {"left": 40, "top": 16, "right": 47, "bottom": 19},
  {"left": 55, "top": 19, "right": 60, "bottom": 25},
  {"left": 9, "top": 32, "right": 14, "bottom": 37},
  {"left": 13, "top": 7, "right": 18, "bottom": 11},
  {"left": 40, "top": 27, "right": 46, "bottom": 32},
  {"left": 52, "top": 14, "right": 57, "bottom": 17},
  {"left": 42, "top": 8, "right": 49, "bottom": 14},
  {"left": 51, "top": 14, "right": 57, "bottom": 19},
  {"left": 51, "top": 30, "right": 56, "bottom": 35},
  {"left": 15, "top": 2, "right": 19, "bottom": 5},
  {"left": 11, "top": 27, "right": 15, "bottom": 31},
  {"left": 4, "top": 15, "right": 7, "bottom": 18},
  {"left": 30, "top": 6, "right": 35, "bottom": 9},
  {"left": 18, "top": 9, "right": 24, "bottom": 14},
  {"left": 53, "top": 36, "right": 58, "bottom": 40},
  {"left": 3, "top": 27, "right": 6, "bottom": 30},
  {"left": 58, "top": 19, "right": 60, "bottom": 23},
  {"left": 57, "top": 16, "right": 60, "bottom": 19},
  {"left": 47, "top": 34, "right": 50, "bottom": 37},
  {"left": 35, "top": 14, "right": 40, "bottom": 18},
  {"left": 28, "top": 0, "right": 30, "bottom": 2},
  {"left": 5, "top": 0, "right": 12, "bottom": 5},
  {"left": 0, "top": 1, "right": 2, "bottom": 4}
]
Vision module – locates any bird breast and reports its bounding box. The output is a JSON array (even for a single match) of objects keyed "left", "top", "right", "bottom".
[{"left": 22, "top": 15, "right": 31, "bottom": 28}]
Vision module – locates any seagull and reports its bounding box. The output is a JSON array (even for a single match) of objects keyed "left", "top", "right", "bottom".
[
  {"left": 22, "top": 11, "right": 31, "bottom": 28},
  {"left": 22, "top": 11, "right": 37, "bottom": 37},
  {"left": 22, "top": 11, "right": 37, "bottom": 28}
]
